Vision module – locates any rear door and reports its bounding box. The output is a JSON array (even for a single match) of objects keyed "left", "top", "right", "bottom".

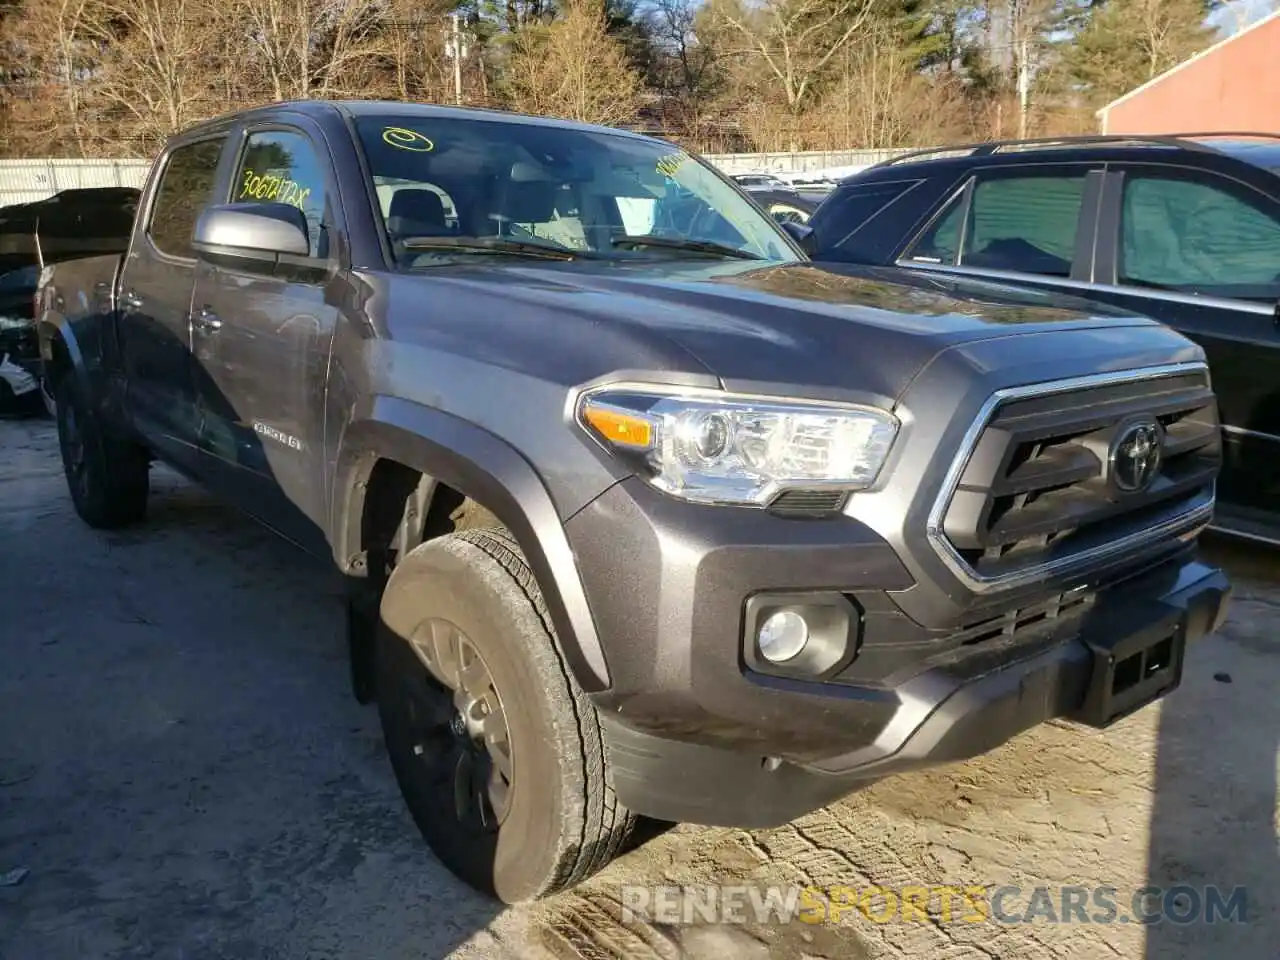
[
  {"left": 896, "top": 163, "right": 1104, "bottom": 292},
  {"left": 119, "top": 135, "right": 229, "bottom": 473},
  {"left": 1083, "top": 163, "right": 1280, "bottom": 520},
  {"left": 189, "top": 120, "right": 341, "bottom": 553}
]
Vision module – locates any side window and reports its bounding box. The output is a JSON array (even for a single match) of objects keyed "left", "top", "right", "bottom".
[
  {"left": 232, "top": 129, "right": 330, "bottom": 259},
  {"left": 911, "top": 174, "right": 1086, "bottom": 276},
  {"left": 148, "top": 138, "right": 225, "bottom": 259},
  {"left": 813, "top": 180, "right": 918, "bottom": 258},
  {"left": 1120, "top": 173, "right": 1280, "bottom": 300},
  {"left": 908, "top": 192, "right": 965, "bottom": 264},
  {"left": 964, "top": 175, "right": 1085, "bottom": 277}
]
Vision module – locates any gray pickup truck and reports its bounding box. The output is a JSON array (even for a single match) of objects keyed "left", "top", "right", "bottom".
[{"left": 38, "top": 99, "right": 1231, "bottom": 903}]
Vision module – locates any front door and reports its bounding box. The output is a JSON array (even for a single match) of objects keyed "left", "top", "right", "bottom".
[
  {"left": 1084, "top": 164, "right": 1280, "bottom": 523},
  {"left": 190, "top": 125, "right": 340, "bottom": 553},
  {"left": 118, "top": 136, "right": 228, "bottom": 474}
]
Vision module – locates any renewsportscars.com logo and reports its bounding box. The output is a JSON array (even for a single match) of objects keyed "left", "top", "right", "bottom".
[{"left": 619, "top": 884, "right": 1249, "bottom": 927}]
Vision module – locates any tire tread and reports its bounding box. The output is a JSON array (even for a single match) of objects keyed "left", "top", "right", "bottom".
[{"left": 451, "top": 525, "right": 635, "bottom": 894}]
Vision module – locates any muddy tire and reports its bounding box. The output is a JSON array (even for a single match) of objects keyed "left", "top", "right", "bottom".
[
  {"left": 377, "top": 526, "right": 634, "bottom": 902},
  {"left": 54, "top": 374, "right": 149, "bottom": 529}
]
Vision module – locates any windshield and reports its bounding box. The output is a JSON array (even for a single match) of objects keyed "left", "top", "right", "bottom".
[{"left": 352, "top": 115, "right": 799, "bottom": 265}]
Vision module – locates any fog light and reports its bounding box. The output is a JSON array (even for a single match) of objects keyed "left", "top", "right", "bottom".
[{"left": 758, "top": 609, "right": 809, "bottom": 662}]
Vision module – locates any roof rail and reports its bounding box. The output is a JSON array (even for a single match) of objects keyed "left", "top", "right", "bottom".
[{"left": 872, "top": 131, "right": 1280, "bottom": 169}]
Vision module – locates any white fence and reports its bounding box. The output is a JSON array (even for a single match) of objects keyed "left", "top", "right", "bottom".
[
  {"left": 0, "top": 159, "right": 153, "bottom": 207},
  {"left": 0, "top": 148, "right": 917, "bottom": 208},
  {"left": 701, "top": 148, "right": 914, "bottom": 176}
]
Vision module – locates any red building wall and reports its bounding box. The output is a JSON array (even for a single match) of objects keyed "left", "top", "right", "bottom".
[{"left": 1100, "top": 14, "right": 1280, "bottom": 135}]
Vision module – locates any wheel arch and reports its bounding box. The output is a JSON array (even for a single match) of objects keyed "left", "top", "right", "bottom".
[
  {"left": 332, "top": 395, "right": 611, "bottom": 693},
  {"left": 38, "top": 314, "right": 94, "bottom": 398}
]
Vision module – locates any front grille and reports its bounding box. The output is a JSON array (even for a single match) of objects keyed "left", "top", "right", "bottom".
[
  {"left": 953, "top": 587, "right": 1094, "bottom": 646},
  {"left": 834, "top": 587, "right": 1094, "bottom": 686},
  {"left": 931, "top": 365, "right": 1219, "bottom": 589}
]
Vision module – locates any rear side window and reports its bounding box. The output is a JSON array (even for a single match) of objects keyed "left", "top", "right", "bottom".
[
  {"left": 148, "top": 138, "right": 225, "bottom": 259},
  {"left": 812, "top": 180, "right": 917, "bottom": 257},
  {"left": 1120, "top": 173, "right": 1280, "bottom": 300},
  {"left": 910, "top": 173, "right": 1087, "bottom": 277}
]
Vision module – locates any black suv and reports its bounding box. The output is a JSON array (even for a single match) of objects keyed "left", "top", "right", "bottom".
[{"left": 801, "top": 134, "right": 1280, "bottom": 545}]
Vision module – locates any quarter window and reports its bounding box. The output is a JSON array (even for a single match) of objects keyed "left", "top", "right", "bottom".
[
  {"left": 232, "top": 130, "right": 330, "bottom": 258},
  {"left": 1120, "top": 173, "right": 1280, "bottom": 300},
  {"left": 812, "top": 180, "right": 917, "bottom": 260},
  {"left": 148, "top": 138, "right": 225, "bottom": 259},
  {"left": 909, "top": 173, "right": 1087, "bottom": 277}
]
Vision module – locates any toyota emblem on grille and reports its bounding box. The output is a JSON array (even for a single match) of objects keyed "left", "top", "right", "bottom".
[{"left": 1110, "top": 420, "right": 1163, "bottom": 493}]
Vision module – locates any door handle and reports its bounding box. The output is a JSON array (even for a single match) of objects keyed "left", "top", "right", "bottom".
[
  {"left": 121, "top": 290, "right": 143, "bottom": 311},
  {"left": 194, "top": 306, "right": 222, "bottom": 333}
]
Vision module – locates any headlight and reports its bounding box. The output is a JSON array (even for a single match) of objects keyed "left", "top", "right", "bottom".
[{"left": 576, "top": 385, "right": 898, "bottom": 505}]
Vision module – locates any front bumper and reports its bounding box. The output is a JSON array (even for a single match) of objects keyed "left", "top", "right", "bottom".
[{"left": 567, "top": 478, "right": 1230, "bottom": 828}]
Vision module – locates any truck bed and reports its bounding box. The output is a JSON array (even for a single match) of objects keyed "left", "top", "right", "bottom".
[{"left": 40, "top": 253, "right": 124, "bottom": 320}]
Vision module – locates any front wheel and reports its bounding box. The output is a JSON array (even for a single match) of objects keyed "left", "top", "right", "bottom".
[{"left": 377, "top": 526, "right": 634, "bottom": 902}]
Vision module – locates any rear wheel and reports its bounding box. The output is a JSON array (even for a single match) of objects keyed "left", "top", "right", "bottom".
[
  {"left": 377, "top": 526, "right": 634, "bottom": 902},
  {"left": 55, "top": 374, "right": 149, "bottom": 529}
]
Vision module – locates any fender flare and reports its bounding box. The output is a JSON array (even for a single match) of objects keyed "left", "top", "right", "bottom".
[
  {"left": 37, "top": 311, "right": 104, "bottom": 408},
  {"left": 332, "top": 395, "right": 611, "bottom": 693}
]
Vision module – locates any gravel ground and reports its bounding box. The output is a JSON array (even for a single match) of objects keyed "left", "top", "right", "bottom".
[{"left": 1, "top": 415, "right": 1276, "bottom": 960}]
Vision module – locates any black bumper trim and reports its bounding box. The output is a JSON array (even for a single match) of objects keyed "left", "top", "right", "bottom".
[{"left": 601, "top": 559, "right": 1231, "bottom": 829}]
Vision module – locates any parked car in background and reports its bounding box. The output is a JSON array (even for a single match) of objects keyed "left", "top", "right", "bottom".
[
  {"left": 747, "top": 187, "right": 819, "bottom": 225},
  {"left": 730, "top": 173, "right": 824, "bottom": 224},
  {"left": 0, "top": 187, "right": 139, "bottom": 415},
  {"left": 730, "top": 172, "right": 789, "bottom": 190},
  {"left": 798, "top": 133, "right": 1280, "bottom": 545},
  {"left": 776, "top": 172, "right": 839, "bottom": 198}
]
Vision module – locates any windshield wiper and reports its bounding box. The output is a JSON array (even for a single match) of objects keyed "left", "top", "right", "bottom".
[
  {"left": 611, "top": 235, "right": 763, "bottom": 260},
  {"left": 401, "top": 236, "right": 591, "bottom": 260}
]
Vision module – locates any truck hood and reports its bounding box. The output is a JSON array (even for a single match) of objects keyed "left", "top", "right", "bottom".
[{"left": 390, "top": 259, "right": 1162, "bottom": 405}]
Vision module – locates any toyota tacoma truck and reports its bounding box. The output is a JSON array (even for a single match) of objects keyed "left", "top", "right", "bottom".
[{"left": 37, "top": 100, "right": 1231, "bottom": 904}]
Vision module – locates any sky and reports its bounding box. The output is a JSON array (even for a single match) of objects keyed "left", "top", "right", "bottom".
[{"left": 1209, "top": 0, "right": 1279, "bottom": 36}]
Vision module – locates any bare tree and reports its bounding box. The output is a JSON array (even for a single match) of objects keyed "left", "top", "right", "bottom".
[
  {"left": 82, "top": 0, "right": 220, "bottom": 146},
  {"left": 505, "top": 0, "right": 643, "bottom": 125},
  {"left": 709, "top": 0, "right": 878, "bottom": 115},
  {"left": 2, "top": 0, "right": 103, "bottom": 154}
]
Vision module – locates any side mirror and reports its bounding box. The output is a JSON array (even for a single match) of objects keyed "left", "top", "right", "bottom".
[
  {"left": 192, "top": 202, "right": 310, "bottom": 270},
  {"left": 780, "top": 219, "right": 817, "bottom": 257}
]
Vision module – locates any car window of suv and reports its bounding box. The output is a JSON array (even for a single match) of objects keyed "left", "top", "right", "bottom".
[
  {"left": 1120, "top": 173, "right": 1280, "bottom": 301},
  {"left": 909, "top": 174, "right": 1086, "bottom": 277},
  {"left": 813, "top": 180, "right": 919, "bottom": 259},
  {"left": 232, "top": 129, "right": 330, "bottom": 259},
  {"left": 148, "top": 138, "right": 225, "bottom": 259}
]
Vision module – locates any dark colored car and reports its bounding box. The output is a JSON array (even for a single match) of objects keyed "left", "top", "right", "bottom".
[
  {"left": 746, "top": 186, "right": 820, "bottom": 224},
  {"left": 798, "top": 132, "right": 1280, "bottom": 545},
  {"left": 0, "top": 188, "right": 139, "bottom": 414},
  {"left": 39, "top": 102, "right": 1230, "bottom": 902}
]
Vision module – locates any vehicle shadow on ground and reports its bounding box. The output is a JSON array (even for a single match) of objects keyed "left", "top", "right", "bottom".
[
  {"left": 1145, "top": 534, "right": 1279, "bottom": 959},
  {"left": 0, "top": 328, "right": 508, "bottom": 957}
]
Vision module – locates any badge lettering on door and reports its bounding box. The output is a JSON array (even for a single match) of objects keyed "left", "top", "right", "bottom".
[{"left": 253, "top": 421, "right": 304, "bottom": 451}]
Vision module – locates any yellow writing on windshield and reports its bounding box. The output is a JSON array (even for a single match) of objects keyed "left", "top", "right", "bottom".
[
  {"left": 239, "top": 169, "right": 311, "bottom": 209},
  {"left": 656, "top": 152, "right": 688, "bottom": 178},
  {"left": 382, "top": 127, "right": 435, "bottom": 152}
]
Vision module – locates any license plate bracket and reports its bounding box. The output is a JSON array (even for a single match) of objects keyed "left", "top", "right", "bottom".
[{"left": 1071, "top": 611, "right": 1187, "bottom": 728}]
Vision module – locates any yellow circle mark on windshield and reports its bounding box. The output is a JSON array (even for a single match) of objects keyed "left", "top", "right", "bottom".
[{"left": 383, "top": 127, "right": 434, "bottom": 152}]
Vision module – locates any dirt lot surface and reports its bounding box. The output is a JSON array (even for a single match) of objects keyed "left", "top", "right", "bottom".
[{"left": 1, "top": 415, "right": 1276, "bottom": 960}]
